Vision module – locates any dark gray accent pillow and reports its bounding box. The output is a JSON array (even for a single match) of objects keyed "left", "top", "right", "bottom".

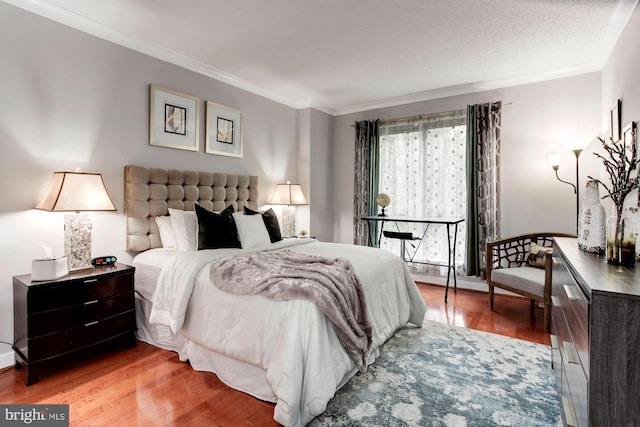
[
  {"left": 195, "top": 204, "right": 241, "bottom": 250},
  {"left": 244, "top": 206, "right": 282, "bottom": 243}
]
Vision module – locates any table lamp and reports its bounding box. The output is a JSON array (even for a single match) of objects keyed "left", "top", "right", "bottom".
[
  {"left": 269, "top": 181, "right": 308, "bottom": 238},
  {"left": 35, "top": 170, "right": 116, "bottom": 270}
]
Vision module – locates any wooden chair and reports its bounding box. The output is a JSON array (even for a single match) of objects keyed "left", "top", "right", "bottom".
[{"left": 486, "top": 232, "right": 574, "bottom": 332}]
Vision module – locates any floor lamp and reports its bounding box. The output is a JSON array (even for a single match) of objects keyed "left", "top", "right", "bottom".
[{"left": 548, "top": 135, "right": 594, "bottom": 233}]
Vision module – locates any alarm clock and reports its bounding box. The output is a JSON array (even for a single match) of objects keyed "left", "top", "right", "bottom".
[{"left": 91, "top": 256, "right": 117, "bottom": 267}]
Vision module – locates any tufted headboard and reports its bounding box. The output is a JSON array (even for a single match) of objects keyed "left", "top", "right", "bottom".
[{"left": 124, "top": 165, "right": 259, "bottom": 252}]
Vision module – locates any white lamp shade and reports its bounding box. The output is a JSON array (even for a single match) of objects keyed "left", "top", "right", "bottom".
[
  {"left": 559, "top": 134, "right": 596, "bottom": 151},
  {"left": 269, "top": 181, "right": 308, "bottom": 205},
  {"left": 35, "top": 171, "right": 117, "bottom": 212},
  {"left": 547, "top": 153, "right": 562, "bottom": 168}
]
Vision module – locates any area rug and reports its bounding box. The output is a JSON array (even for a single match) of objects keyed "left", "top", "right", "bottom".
[{"left": 310, "top": 320, "right": 561, "bottom": 426}]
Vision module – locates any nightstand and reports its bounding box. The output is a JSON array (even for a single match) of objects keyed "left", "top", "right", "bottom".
[{"left": 12, "top": 263, "right": 136, "bottom": 385}]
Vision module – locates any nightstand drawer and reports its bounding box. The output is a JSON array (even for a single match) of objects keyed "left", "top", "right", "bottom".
[
  {"left": 29, "top": 291, "right": 134, "bottom": 337},
  {"left": 29, "top": 273, "right": 132, "bottom": 313},
  {"left": 27, "top": 310, "right": 136, "bottom": 361}
]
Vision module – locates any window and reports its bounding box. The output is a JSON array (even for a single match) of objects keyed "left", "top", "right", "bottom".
[{"left": 375, "top": 110, "right": 467, "bottom": 271}]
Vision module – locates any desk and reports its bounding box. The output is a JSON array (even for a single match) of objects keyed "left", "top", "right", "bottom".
[{"left": 361, "top": 216, "right": 464, "bottom": 302}]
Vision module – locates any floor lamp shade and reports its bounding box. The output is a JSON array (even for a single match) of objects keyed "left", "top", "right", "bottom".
[
  {"left": 269, "top": 181, "right": 308, "bottom": 238},
  {"left": 35, "top": 171, "right": 117, "bottom": 271}
]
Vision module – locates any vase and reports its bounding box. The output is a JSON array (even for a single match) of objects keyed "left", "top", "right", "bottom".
[
  {"left": 606, "top": 209, "right": 636, "bottom": 265},
  {"left": 578, "top": 180, "right": 606, "bottom": 254}
]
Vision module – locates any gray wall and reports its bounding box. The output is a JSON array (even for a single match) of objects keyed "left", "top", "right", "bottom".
[
  {"left": 332, "top": 73, "right": 603, "bottom": 243},
  {"left": 0, "top": 1, "right": 638, "bottom": 368},
  {"left": 0, "top": 2, "right": 300, "bottom": 366}
]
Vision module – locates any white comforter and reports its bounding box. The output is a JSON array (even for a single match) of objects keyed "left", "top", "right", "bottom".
[{"left": 149, "top": 239, "right": 426, "bottom": 426}]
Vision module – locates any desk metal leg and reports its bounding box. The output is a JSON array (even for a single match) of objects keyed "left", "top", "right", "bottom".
[{"left": 444, "top": 223, "right": 459, "bottom": 302}]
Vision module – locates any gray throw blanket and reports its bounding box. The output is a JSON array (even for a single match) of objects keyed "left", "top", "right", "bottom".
[{"left": 209, "top": 250, "right": 372, "bottom": 371}]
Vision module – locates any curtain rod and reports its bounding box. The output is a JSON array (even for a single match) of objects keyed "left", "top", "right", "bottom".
[{"left": 351, "top": 102, "right": 513, "bottom": 127}]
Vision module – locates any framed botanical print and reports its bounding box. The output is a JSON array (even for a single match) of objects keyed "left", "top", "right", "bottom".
[
  {"left": 610, "top": 99, "right": 621, "bottom": 142},
  {"left": 205, "top": 101, "right": 243, "bottom": 158},
  {"left": 149, "top": 85, "right": 199, "bottom": 151},
  {"left": 622, "top": 121, "right": 637, "bottom": 169}
]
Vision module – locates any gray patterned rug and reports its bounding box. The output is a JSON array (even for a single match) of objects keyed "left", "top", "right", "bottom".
[{"left": 310, "top": 320, "right": 561, "bottom": 426}]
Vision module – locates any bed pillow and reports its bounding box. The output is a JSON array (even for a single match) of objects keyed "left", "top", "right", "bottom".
[
  {"left": 232, "top": 212, "right": 272, "bottom": 249},
  {"left": 195, "top": 204, "right": 241, "bottom": 250},
  {"left": 244, "top": 207, "right": 283, "bottom": 243},
  {"left": 168, "top": 208, "right": 198, "bottom": 251},
  {"left": 155, "top": 216, "right": 177, "bottom": 249},
  {"left": 527, "top": 242, "right": 552, "bottom": 269}
]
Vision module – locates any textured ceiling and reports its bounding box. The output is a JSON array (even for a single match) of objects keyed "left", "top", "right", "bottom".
[{"left": 5, "top": 0, "right": 636, "bottom": 115}]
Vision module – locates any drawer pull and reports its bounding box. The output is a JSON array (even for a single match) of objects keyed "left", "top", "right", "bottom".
[
  {"left": 84, "top": 300, "right": 98, "bottom": 305},
  {"left": 562, "top": 396, "right": 576, "bottom": 427},
  {"left": 563, "top": 284, "right": 576, "bottom": 300},
  {"left": 550, "top": 335, "right": 559, "bottom": 350},
  {"left": 85, "top": 321, "right": 98, "bottom": 327},
  {"left": 563, "top": 341, "right": 579, "bottom": 365},
  {"left": 83, "top": 278, "right": 98, "bottom": 284}
]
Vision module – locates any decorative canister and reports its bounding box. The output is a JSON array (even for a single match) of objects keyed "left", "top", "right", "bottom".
[{"left": 578, "top": 180, "right": 606, "bottom": 254}]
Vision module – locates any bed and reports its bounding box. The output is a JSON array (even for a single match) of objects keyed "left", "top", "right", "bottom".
[{"left": 124, "top": 165, "right": 426, "bottom": 426}]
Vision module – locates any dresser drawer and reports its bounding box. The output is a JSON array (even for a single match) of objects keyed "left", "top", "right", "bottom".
[
  {"left": 28, "top": 292, "right": 134, "bottom": 337},
  {"left": 26, "top": 310, "right": 136, "bottom": 362},
  {"left": 556, "top": 276, "right": 589, "bottom": 374},
  {"left": 554, "top": 310, "right": 588, "bottom": 427},
  {"left": 28, "top": 273, "right": 132, "bottom": 313}
]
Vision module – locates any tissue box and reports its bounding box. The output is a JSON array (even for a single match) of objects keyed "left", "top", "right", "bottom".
[{"left": 32, "top": 256, "right": 69, "bottom": 281}]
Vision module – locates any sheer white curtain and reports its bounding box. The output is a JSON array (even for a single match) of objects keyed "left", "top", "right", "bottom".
[{"left": 377, "top": 110, "right": 467, "bottom": 271}]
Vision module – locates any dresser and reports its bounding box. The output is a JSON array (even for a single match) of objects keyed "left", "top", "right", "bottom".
[
  {"left": 13, "top": 263, "right": 136, "bottom": 385},
  {"left": 551, "top": 237, "right": 640, "bottom": 426}
]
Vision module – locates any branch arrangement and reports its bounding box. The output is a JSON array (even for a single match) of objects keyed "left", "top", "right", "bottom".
[{"left": 587, "top": 133, "right": 639, "bottom": 214}]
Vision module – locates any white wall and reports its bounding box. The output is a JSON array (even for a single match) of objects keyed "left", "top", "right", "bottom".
[{"left": 0, "top": 3, "right": 299, "bottom": 367}]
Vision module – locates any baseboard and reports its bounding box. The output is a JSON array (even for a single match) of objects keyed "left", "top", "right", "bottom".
[
  {"left": 411, "top": 272, "right": 517, "bottom": 296},
  {"left": 0, "top": 349, "right": 14, "bottom": 369}
]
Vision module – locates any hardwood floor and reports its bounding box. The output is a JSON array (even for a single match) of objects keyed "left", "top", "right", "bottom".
[{"left": 0, "top": 283, "right": 550, "bottom": 426}]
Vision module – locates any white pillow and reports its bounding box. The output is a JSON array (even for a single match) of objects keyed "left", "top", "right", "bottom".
[
  {"left": 155, "top": 216, "right": 177, "bottom": 249},
  {"left": 232, "top": 212, "right": 271, "bottom": 249},
  {"left": 168, "top": 208, "right": 198, "bottom": 251}
]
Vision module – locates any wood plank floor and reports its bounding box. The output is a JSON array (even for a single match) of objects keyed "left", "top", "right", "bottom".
[{"left": 0, "top": 283, "right": 550, "bottom": 426}]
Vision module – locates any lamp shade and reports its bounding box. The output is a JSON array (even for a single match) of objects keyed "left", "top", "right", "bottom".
[
  {"left": 35, "top": 171, "right": 117, "bottom": 212},
  {"left": 559, "top": 134, "right": 596, "bottom": 151},
  {"left": 547, "top": 153, "right": 562, "bottom": 168},
  {"left": 269, "top": 181, "right": 308, "bottom": 205}
]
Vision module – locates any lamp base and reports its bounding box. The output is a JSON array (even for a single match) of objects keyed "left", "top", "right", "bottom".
[
  {"left": 64, "top": 213, "right": 93, "bottom": 271},
  {"left": 281, "top": 206, "right": 296, "bottom": 238}
]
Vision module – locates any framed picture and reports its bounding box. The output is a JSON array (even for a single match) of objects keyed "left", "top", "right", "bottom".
[
  {"left": 206, "top": 101, "right": 243, "bottom": 158},
  {"left": 610, "top": 99, "right": 621, "bottom": 142},
  {"left": 149, "top": 85, "right": 199, "bottom": 151},
  {"left": 622, "top": 121, "right": 637, "bottom": 168}
]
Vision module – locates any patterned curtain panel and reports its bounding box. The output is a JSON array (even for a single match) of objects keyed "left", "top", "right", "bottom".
[
  {"left": 353, "top": 120, "right": 380, "bottom": 245},
  {"left": 466, "top": 101, "right": 502, "bottom": 277}
]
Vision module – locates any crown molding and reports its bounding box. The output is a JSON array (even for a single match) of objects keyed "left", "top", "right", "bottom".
[
  {"left": 331, "top": 63, "right": 603, "bottom": 116},
  {"left": 1, "top": 0, "right": 305, "bottom": 109},
  {"left": 4, "top": 0, "right": 636, "bottom": 117}
]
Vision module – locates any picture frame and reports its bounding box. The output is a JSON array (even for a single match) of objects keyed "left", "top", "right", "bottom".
[
  {"left": 610, "top": 98, "right": 621, "bottom": 142},
  {"left": 206, "top": 101, "right": 243, "bottom": 158},
  {"left": 149, "top": 85, "right": 199, "bottom": 151},
  {"left": 622, "top": 121, "right": 636, "bottom": 168}
]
